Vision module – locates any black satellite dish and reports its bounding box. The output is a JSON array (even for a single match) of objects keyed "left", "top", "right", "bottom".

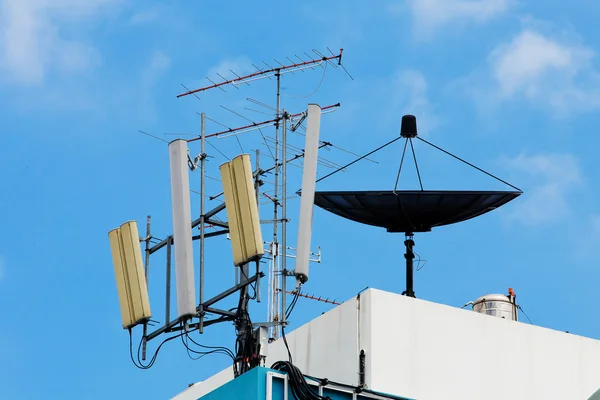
[
  {"left": 312, "top": 115, "right": 522, "bottom": 298},
  {"left": 313, "top": 190, "right": 521, "bottom": 233}
]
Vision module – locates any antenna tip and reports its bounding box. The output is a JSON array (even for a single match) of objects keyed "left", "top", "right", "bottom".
[{"left": 400, "top": 115, "right": 417, "bottom": 138}]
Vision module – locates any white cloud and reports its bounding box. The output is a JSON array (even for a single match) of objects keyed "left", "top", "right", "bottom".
[
  {"left": 503, "top": 153, "right": 582, "bottom": 226},
  {"left": 142, "top": 51, "right": 171, "bottom": 83},
  {"left": 492, "top": 31, "right": 587, "bottom": 96},
  {"left": 206, "top": 56, "right": 253, "bottom": 81},
  {"left": 137, "top": 50, "right": 171, "bottom": 121},
  {"left": 129, "top": 9, "right": 158, "bottom": 25},
  {"left": 331, "top": 68, "right": 439, "bottom": 138},
  {"left": 0, "top": 0, "right": 121, "bottom": 85},
  {"left": 483, "top": 28, "right": 600, "bottom": 115},
  {"left": 140, "top": 50, "right": 171, "bottom": 102},
  {"left": 401, "top": 0, "right": 511, "bottom": 37},
  {"left": 389, "top": 69, "right": 438, "bottom": 135}
]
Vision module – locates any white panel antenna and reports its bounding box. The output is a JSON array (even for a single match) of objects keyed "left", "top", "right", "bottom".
[
  {"left": 168, "top": 139, "right": 197, "bottom": 318},
  {"left": 295, "top": 104, "right": 322, "bottom": 285}
]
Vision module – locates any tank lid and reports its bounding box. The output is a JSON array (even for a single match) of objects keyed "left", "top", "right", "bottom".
[{"left": 473, "top": 294, "right": 510, "bottom": 304}]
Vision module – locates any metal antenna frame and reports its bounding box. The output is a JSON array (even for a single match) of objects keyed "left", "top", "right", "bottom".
[
  {"left": 177, "top": 49, "right": 346, "bottom": 99},
  {"left": 127, "top": 48, "right": 353, "bottom": 370},
  {"left": 177, "top": 50, "right": 350, "bottom": 342},
  {"left": 137, "top": 203, "right": 263, "bottom": 356}
]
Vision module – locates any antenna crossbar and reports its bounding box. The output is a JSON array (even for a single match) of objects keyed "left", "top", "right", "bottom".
[
  {"left": 177, "top": 49, "right": 344, "bottom": 98},
  {"left": 187, "top": 103, "right": 340, "bottom": 142}
]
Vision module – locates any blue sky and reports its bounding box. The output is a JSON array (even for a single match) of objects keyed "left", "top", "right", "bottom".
[{"left": 2, "top": 0, "right": 600, "bottom": 398}]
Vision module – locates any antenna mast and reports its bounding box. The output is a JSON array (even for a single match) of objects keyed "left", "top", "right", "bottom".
[
  {"left": 179, "top": 49, "right": 347, "bottom": 340},
  {"left": 111, "top": 47, "right": 354, "bottom": 374}
]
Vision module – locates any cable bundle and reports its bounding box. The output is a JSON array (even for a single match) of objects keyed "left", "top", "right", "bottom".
[
  {"left": 233, "top": 278, "right": 262, "bottom": 377},
  {"left": 270, "top": 289, "right": 331, "bottom": 400},
  {"left": 271, "top": 361, "right": 330, "bottom": 400}
]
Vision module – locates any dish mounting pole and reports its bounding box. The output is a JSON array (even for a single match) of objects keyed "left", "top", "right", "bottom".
[{"left": 403, "top": 232, "right": 416, "bottom": 298}]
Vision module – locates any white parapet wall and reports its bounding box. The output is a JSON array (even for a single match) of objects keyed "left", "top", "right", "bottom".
[{"left": 173, "top": 288, "right": 600, "bottom": 400}]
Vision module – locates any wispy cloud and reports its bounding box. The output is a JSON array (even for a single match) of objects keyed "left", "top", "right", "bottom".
[
  {"left": 461, "top": 24, "right": 600, "bottom": 116},
  {"left": 141, "top": 50, "right": 171, "bottom": 86},
  {"left": 128, "top": 8, "right": 158, "bottom": 25},
  {"left": 396, "top": 0, "right": 512, "bottom": 38},
  {"left": 330, "top": 68, "right": 439, "bottom": 138},
  {"left": 490, "top": 29, "right": 599, "bottom": 113},
  {"left": 0, "top": 0, "right": 122, "bottom": 85},
  {"left": 389, "top": 69, "right": 438, "bottom": 136},
  {"left": 502, "top": 153, "right": 582, "bottom": 226},
  {"left": 137, "top": 50, "right": 171, "bottom": 121},
  {"left": 206, "top": 56, "right": 253, "bottom": 81}
]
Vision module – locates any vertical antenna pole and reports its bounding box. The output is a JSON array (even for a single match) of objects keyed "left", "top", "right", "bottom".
[
  {"left": 255, "top": 149, "right": 261, "bottom": 303},
  {"left": 271, "top": 70, "right": 282, "bottom": 339},
  {"left": 142, "top": 215, "right": 151, "bottom": 361},
  {"left": 199, "top": 113, "right": 206, "bottom": 333},
  {"left": 144, "top": 215, "right": 151, "bottom": 287},
  {"left": 281, "top": 111, "right": 288, "bottom": 326},
  {"left": 166, "top": 236, "right": 172, "bottom": 324}
]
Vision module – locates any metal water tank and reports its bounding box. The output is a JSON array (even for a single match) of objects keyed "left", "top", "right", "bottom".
[{"left": 472, "top": 293, "right": 518, "bottom": 321}]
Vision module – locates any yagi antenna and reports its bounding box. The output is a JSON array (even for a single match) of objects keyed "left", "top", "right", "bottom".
[
  {"left": 187, "top": 103, "right": 340, "bottom": 142},
  {"left": 177, "top": 49, "right": 345, "bottom": 98}
]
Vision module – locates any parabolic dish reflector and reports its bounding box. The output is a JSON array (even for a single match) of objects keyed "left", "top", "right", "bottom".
[{"left": 313, "top": 190, "right": 521, "bottom": 233}]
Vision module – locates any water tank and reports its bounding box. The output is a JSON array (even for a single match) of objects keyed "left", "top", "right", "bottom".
[{"left": 472, "top": 293, "right": 518, "bottom": 321}]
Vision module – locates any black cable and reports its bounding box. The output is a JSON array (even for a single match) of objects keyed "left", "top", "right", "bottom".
[
  {"left": 315, "top": 136, "right": 403, "bottom": 184},
  {"left": 281, "top": 325, "right": 293, "bottom": 364},
  {"left": 130, "top": 327, "right": 196, "bottom": 370},
  {"left": 281, "top": 289, "right": 301, "bottom": 365},
  {"left": 181, "top": 334, "right": 235, "bottom": 361},
  {"left": 271, "top": 361, "right": 330, "bottom": 400},
  {"left": 185, "top": 331, "right": 236, "bottom": 359},
  {"left": 286, "top": 289, "right": 301, "bottom": 319},
  {"left": 183, "top": 334, "right": 203, "bottom": 360},
  {"left": 518, "top": 305, "right": 534, "bottom": 324},
  {"left": 304, "top": 375, "right": 399, "bottom": 399},
  {"left": 233, "top": 280, "right": 258, "bottom": 377},
  {"left": 416, "top": 136, "right": 522, "bottom": 192}
]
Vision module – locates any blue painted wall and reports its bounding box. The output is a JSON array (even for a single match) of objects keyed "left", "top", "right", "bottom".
[
  {"left": 199, "top": 368, "right": 268, "bottom": 400},
  {"left": 198, "top": 367, "right": 411, "bottom": 400}
]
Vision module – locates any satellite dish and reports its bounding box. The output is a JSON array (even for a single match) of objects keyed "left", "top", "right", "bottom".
[
  {"left": 311, "top": 115, "right": 522, "bottom": 298},
  {"left": 313, "top": 190, "right": 520, "bottom": 233}
]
